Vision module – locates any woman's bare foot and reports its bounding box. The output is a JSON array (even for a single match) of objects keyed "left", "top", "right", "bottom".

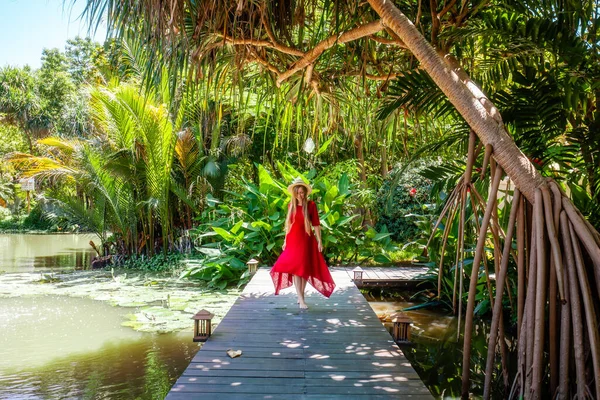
[{"left": 298, "top": 301, "right": 308, "bottom": 309}]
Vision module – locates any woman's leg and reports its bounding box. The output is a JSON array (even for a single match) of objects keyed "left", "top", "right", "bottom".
[
  {"left": 300, "top": 277, "right": 307, "bottom": 295},
  {"left": 293, "top": 275, "right": 308, "bottom": 309}
]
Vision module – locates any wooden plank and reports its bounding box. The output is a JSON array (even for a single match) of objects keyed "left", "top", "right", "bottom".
[
  {"left": 170, "top": 383, "right": 430, "bottom": 395},
  {"left": 174, "top": 377, "right": 425, "bottom": 386},
  {"left": 184, "top": 361, "right": 417, "bottom": 373},
  {"left": 180, "top": 369, "right": 304, "bottom": 378},
  {"left": 375, "top": 268, "right": 391, "bottom": 279},
  {"left": 166, "top": 268, "right": 433, "bottom": 399},
  {"left": 363, "top": 268, "right": 381, "bottom": 279},
  {"left": 303, "top": 371, "right": 423, "bottom": 379},
  {"left": 170, "top": 383, "right": 307, "bottom": 394},
  {"left": 195, "top": 349, "right": 406, "bottom": 359},
  {"left": 197, "top": 336, "right": 396, "bottom": 344},
  {"left": 167, "top": 393, "right": 431, "bottom": 400}
]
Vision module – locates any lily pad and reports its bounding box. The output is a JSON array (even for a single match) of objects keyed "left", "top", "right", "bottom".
[{"left": 0, "top": 269, "right": 240, "bottom": 334}]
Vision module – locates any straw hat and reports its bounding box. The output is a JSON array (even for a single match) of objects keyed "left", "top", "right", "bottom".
[{"left": 287, "top": 177, "right": 312, "bottom": 195}]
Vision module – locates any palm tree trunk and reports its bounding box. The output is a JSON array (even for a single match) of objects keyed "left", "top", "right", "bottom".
[
  {"left": 380, "top": 140, "right": 388, "bottom": 178},
  {"left": 355, "top": 133, "right": 373, "bottom": 226},
  {"left": 402, "top": 107, "right": 410, "bottom": 156}
]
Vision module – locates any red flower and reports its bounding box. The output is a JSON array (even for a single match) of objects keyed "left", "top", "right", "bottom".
[
  {"left": 531, "top": 158, "right": 544, "bottom": 166},
  {"left": 409, "top": 188, "right": 417, "bottom": 197}
]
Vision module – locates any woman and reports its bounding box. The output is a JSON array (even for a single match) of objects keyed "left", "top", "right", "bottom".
[{"left": 270, "top": 177, "right": 336, "bottom": 309}]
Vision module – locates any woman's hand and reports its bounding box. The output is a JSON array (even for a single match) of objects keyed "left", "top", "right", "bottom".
[{"left": 314, "top": 226, "right": 323, "bottom": 252}]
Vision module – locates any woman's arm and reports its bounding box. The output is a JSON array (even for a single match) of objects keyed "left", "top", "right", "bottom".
[
  {"left": 314, "top": 226, "right": 323, "bottom": 252},
  {"left": 283, "top": 202, "right": 292, "bottom": 250},
  {"left": 309, "top": 201, "right": 323, "bottom": 252}
]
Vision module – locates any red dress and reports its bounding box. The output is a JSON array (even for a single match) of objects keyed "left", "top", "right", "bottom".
[{"left": 270, "top": 200, "right": 336, "bottom": 298}]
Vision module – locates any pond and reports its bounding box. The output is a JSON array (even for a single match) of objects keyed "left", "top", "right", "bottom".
[
  {"left": 368, "top": 295, "right": 517, "bottom": 399},
  {"left": 0, "top": 233, "right": 238, "bottom": 399},
  {"left": 0, "top": 233, "right": 96, "bottom": 273},
  {"left": 0, "top": 295, "right": 199, "bottom": 399}
]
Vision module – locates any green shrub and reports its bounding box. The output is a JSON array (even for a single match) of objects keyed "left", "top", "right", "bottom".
[
  {"left": 0, "top": 201, "right": 81, "bottom": 232},
  {"left": 0, "top": 206, "right": 10, "bottom": 220},
  {"left": 22, "top": 204, "right": 55, "bottom": 230},
  {"left": 375, "top": 159, "right": 437, "bottom": 243}
]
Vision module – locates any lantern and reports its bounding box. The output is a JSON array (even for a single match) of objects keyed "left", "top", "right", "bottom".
[
  {"left": 352, "top": 266, "right": 364, "bottom": 284},
  {"left": 391, "top": 312, "right": 413, "bottom": 343},
  {"left": 247, "top": 258, "right": 259, "bottom": 274},
  {"left": 192, "top": 309, "right": 214, "bottom": 342}
]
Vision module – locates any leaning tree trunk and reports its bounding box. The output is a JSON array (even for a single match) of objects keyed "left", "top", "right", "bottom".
[
  {"left": 366, "top": 0, "right": 543, "bottom": 202},
  {"left": 367, "top": 0, "right": 600, "bottom": 398}
]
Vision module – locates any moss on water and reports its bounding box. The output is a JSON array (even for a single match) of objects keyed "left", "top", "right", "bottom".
[{"left": 0, "top": 270, "right": 241, "bottom": 333}]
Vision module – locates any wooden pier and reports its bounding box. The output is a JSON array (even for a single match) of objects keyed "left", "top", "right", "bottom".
[
  {"left": 167, "top": 267, "right": 433, "bottom": 399},
  {"left": 343, "top": 265, "right": 430, "bottom": 289}
]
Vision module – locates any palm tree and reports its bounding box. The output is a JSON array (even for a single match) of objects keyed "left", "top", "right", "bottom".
[{"left": 11, "top": 81, "right": 185, "bottom": 256}]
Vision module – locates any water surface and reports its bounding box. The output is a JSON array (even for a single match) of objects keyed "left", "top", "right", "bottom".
[
  {"left": 367, "top": 297, "right": 516, "bottom": 399},
  {"left": 0, "top": 234, "right": 96, "bottom": 273},
  {"left": 0, "top": 234, "right": 221, "bottom": 399},
  {"left": 0, "top": 295, "right": 199, "bottom": 399}
]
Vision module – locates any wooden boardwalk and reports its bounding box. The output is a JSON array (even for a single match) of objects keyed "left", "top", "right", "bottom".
[
  {"left": 167, "top": 267, "right": 433, "bottom": 399},
  {"left": 342, "top": 265, "right": 430, "bottom": 288}
]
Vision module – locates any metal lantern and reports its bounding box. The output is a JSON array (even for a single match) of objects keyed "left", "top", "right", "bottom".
[
  {"left": 352, "top": 266, "right": 364, "bottom": 283},
  {"left": 247, "top": 258, "right": 259, "bottom": 274},
  {"left": 391, "top": 312, "right": 413, "bottom": 343},
  {"left": 192, "top": 309, "right": 214, "bottom": 342}
]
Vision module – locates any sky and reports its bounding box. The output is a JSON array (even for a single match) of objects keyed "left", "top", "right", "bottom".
[{"left": 0, "top": 0, "right": 107, "bottom": 69}]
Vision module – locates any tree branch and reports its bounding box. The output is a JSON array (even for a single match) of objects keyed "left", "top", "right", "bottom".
[
  {"left": 260, "top": 5, "right": 279, "bottom": 45},
  {"left": 305, "top": 63, "right": 314, "bottom": 86},
  {"left": 276, "top": 20, "right": 385, "bottom": 86},
  {"left": 439, "top": 0, "right": 458, "bottom": 18},
  {"left": 247, "top": 50, "right": 282, "bottom": 76},
  {"left": 219, "top": 34, "right": 304, "bottom": 57},
  {"left": 369, "top": 34, "right": 406, "bottom": 47},
  {"left": 258, "top": 5, "right": 304, "bottom": 57},
  {"left": 340, "top": 70, "right": 400, "bottom": 80},
  {"left": 430, "top": 0, "right": 440, "bottom": 43}
]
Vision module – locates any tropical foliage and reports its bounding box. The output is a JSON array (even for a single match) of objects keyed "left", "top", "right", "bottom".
[
  {"left": 182, "top": 162, "right": 399, "bottom": 288},
  {"left": 375, "top": 159, "right": 437, "bottom": 243},
  {"left": 8, "top": 80, "right": 194, "bottom": 254},
  {"left": 1, "top": 0, "right": 599, "bottom": 397}
]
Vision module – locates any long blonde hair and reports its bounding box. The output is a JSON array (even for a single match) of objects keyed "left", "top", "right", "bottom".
[{"left": 285, "top": 186, "right": 312, "bottom": 235}]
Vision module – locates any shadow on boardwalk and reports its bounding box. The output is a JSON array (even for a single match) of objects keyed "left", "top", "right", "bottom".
[{"left": 166, "top": 268, "right": 434, "bottom": 399}]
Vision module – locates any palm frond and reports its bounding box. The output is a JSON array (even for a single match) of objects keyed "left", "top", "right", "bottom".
[{"left": 377, "top": 70, "right": 460, "bottom": 121}]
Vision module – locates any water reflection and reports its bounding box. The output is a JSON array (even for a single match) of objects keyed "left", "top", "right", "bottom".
[
  {"left": 0, "top": 296, "right": 199, "bottom": 399},
  {"left": 368, "top": 300, "right": 457, "bottom": 340},
  {"left": 367, "top": 297, "right": 517, "bottom": 399},
  {"left": 0, "top": 234, "right": 96, "bottom": 273}
]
